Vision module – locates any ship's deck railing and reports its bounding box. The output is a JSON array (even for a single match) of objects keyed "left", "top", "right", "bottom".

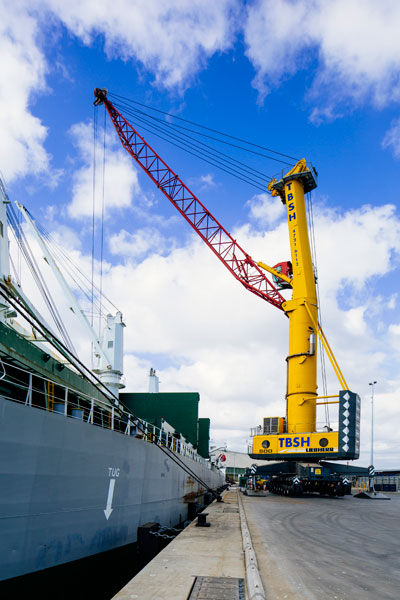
[{"left": 0, "top": 358, "right": 209, "bottom": 466}]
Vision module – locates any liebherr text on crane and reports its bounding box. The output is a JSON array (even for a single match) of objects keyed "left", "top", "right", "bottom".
[{"left": 94, "top": 87, "right": 360, "bottom": 496}]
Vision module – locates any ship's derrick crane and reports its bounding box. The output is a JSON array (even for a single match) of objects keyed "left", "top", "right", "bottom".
[{"left": 94, "top": 88, "right": 360, "bottom": 470}]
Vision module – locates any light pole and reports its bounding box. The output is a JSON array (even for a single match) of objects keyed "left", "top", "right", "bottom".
[{"left": 368, "top": 381, "right": 377, "bottom": 492}]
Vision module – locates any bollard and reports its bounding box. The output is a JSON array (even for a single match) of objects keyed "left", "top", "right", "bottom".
[
  {"left": 137, "top": 522, "right": 160, "bottom": 565},
  {"left": 196, "top": 512, "right": 210, "bottom": 527}
]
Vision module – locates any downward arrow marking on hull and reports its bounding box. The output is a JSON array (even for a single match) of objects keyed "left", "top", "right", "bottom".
[{"left": 104, "top": 478, "right": 115, "bottom": 520}]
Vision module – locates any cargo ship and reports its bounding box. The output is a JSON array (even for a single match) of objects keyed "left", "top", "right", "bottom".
[{"left": 0, "top": 185, "right": 224, "bottom": 582}]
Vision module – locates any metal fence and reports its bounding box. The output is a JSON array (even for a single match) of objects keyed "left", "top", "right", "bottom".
[
  {"left": 249, "top": 420, "right": 339, "bottom": 438},
  {"left": 356, "top": 475, "right": 399, "bottom": 492}
]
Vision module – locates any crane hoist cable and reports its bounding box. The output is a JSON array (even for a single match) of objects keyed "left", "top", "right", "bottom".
[
  {"left": 91, "top": 105, "right": 97, "bottom": 328},
  {"left": 108, "top": 104, "right": 269, "bottom": 192},
  {"left": 108, "top": 92, "right": 300, "bottom": 163},
  {"left": 106, "top": 93, "right": 302, "bottom": 190},
  {"left": 115, "top": 102, "right": 288, "bottom": 174},
  {"left": 306, "top": 191, "right": 330, "bottom": 427},
  {"left": 99, "top": 106, "right": 107, "bottom": 337},
  {"left": 115, "top": 104, "right": 272, "bottom": 188}
]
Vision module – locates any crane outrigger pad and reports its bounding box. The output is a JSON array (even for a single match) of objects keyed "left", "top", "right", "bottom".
[
  {"left": 243, "top": 489, "right": 267, "bottom": 497},
  {"left": 353, "top": 491, "right": 390, "bottom": 500}
]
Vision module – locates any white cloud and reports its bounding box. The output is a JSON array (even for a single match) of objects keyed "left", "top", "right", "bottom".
[
  {"left": 387, "top": 294, "right": 397, "bottom": 310},
  {"left": 67, "top": 121, "right": 141, "bottom": 219},
  {"left": 86, "top": 199, "right": 400, "bottom": 467},
  {"left": 244, "top": 0, "right": 310, "bottom": 100},
  {"left": 3, "top": 1, "right": 400, "bottom": 469},
  {"left": 388, "top": 323, "right": 400, "bottom": 352},
  {"left": 246, "top": 192, "right": 286, "bottom": 226},
  {"left": 199, "top": 174, "right": 216, "bottom": 188},
  {"left": 109, "top": 228, "right": 171, "bottom": 259},
  {"left": 42, "top": 0, "right": 239, "bottom": 91},
  {"left": 382, "top": 117, "right": 400, "bottom": 158},
  {"left": 12, "top": 193, "right": 400, "bottom": 467},
  {"left": 343, "top": 306, "right": 367, "bottom": 336},
  {"left": 4, "top": 0, "right": 400, "bottom": 190},
  {"left": 312, "top": 203, "right": 400, "bottom": 295},
  {"left": 0, "top": 1, "right": 239, "bottom": 185},
  {"left": 188, "top": 173, "right": 217, "bottom": 191},
  {"left": 0, "top": 2, "right": 50, "bottom": 182},
  {"left": 244, "top": 0, "right": 400, "bottom": 115}
]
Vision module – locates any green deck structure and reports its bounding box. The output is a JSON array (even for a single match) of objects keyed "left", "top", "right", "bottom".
[
  {"left": 197, "top": 418, "right": 210, "bottom": 459},
  {"left": 120, "top": 392, "right": 200, "bottom": 450}
]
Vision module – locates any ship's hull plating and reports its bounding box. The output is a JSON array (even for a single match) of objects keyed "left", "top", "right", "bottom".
[{"left": 0, "top": 397, "right": 223, "bottom": 581}]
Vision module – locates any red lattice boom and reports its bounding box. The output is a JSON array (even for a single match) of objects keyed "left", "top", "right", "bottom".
[{"left": 96, "top": 89, "right": 285, "bottom": 311}]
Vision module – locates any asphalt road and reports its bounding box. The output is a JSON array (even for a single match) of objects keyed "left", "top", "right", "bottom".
[{"left": 242, "top": 492, "right": 400, "bottom": 600}]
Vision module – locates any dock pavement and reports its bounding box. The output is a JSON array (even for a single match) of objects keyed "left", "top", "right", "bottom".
[
  {"left": 113, "top": 489, "right": 400, "bottom": 600},
  {"left": 112, "top": 488, "right": 263, "bottom": 600}
]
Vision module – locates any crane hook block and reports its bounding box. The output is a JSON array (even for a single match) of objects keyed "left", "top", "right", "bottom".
[{"left": 94, "top": 87, "right": 108, "bottom": 106}]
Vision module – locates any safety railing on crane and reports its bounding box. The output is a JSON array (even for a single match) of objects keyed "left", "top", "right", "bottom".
[{"left": 248, "top": 419, "right": 339, "bottom": 439}]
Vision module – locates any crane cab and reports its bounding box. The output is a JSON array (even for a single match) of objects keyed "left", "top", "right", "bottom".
[{"left": 271, "top": 262, "right": 292, "bottom": 289}]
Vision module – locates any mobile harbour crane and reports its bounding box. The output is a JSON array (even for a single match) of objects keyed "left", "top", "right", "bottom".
[{"left": 94, "top": 87, "right": 361, "bottom": 496}]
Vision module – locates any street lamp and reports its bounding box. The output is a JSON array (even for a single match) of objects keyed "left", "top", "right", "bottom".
[{"left": 368, "top": 381, "right": 377, "bottom": 492}]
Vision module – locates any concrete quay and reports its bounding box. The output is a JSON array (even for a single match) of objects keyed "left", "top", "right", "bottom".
[
  {"left": 113, "top": 489, "right": 251, "bottom": 600},
  {"left": 113, "top": 489, "right": 400, "bottom": 600}
]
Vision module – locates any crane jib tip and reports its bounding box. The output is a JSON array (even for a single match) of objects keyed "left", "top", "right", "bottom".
[{"left": 94, "top": 88, "right": 108, "bottom": 106}]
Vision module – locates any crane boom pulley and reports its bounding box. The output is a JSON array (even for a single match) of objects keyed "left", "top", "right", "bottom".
[{"left": 93, "top": 88, "right": 285, "bottom": 311}]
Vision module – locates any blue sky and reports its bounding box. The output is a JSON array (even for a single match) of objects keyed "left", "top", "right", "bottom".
[{"left": 2, "top": 0, "right": 400, "bottom": 467}]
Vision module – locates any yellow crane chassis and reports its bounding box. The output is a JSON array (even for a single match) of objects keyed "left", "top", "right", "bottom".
[{"left": 250, "top": 430, "right": 356, "bottom": 461}]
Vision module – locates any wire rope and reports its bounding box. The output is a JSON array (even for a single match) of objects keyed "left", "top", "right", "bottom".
[
  {"left": 7, "top": 204, "right": 76, "bottom": 354},
  {"left": 99, "top": 106, "right": 107, "bottom": 337},
  {"left": 18, "top": 204, "right": 115, "bottom": 322},
  {"left": 113, "top": 99, "right": 284, "bottom": 176},
  {"left": 113, "top": 102, "right": 273, "bottom": 185},
  {"left": 108, "top": 92, "right": 299, "bottom": 163},
  {"left": 306, "top": 192, "right": 330, "bottom": 427},
  {"left": 103, "top": 92, "right": 306, "bottom": 193},
  {"left": 34, "top": 220, "right": 119, "bottom": 315},
  {"left": 112, "top": 110, "right": 268, "bottom": 192},
  {"left": 91, "top": 106, "right": 97, "bottom": 328}
]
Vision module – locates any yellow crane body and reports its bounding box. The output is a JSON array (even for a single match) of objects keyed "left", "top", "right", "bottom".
[
  {"left": 252, "top": 430, "right": 339, "bottom": 458},
  {"left": 250, "top": 163, "right": 360, "bottom": 462},
  {"left": 283, "top": 176, "right": 318, "bottom": 434}
]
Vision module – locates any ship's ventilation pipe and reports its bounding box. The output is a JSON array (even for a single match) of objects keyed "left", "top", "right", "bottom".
[
  {"left": 148, "top": 368, "right": 159, "bottom": 393},
  {"left": 96, "top": 312, "right": 125, "bottom": 398}
]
